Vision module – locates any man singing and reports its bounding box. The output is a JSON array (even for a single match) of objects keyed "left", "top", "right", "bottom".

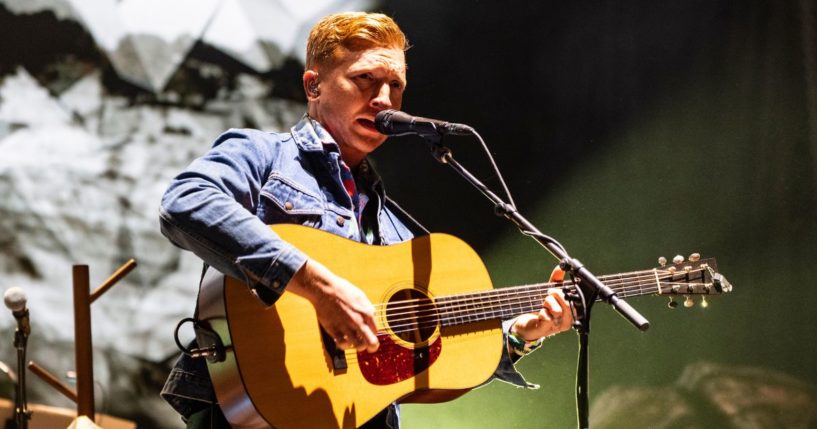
[{"left": 159, "top": 11, "right": 573, "bottom": 428}]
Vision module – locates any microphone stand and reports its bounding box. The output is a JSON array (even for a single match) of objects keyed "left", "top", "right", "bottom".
[
  {"left": 421, "top": 134, "right": 649, "bottom": 429},
  {"left": 10, "top": 314, "right": 31, "bottom": 429}
]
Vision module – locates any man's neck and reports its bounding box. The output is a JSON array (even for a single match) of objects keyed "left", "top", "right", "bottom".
[{"left": 340, "top": 151, "right": 365, "bottom": 171}]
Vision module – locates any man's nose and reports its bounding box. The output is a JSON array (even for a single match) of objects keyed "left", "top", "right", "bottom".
[{"left": 370, "top": 83, "right": 393, "bottom": 109}]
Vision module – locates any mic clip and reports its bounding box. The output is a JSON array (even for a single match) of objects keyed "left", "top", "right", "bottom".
[{"left": 14, "top": 309, "right": 31, "bottom": 338}]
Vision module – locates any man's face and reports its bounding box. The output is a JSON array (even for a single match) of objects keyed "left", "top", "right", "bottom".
[{"left": 308, "top": 46, "right": 406, "bottom": 167}]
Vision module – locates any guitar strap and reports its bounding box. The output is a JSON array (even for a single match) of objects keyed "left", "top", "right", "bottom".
[
  {"left": 194, "top": 262, "right": 209, "bottom": 320},
  {"left": 385, "top": 196, "right": 430, "bottom": 236}
]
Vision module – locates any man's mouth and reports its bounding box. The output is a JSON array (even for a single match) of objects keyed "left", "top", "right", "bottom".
[{"left": 357, "top": 118, "right": 378, "bottom": 132}]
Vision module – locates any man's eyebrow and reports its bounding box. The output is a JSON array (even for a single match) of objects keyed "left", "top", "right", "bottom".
[{"left": 352, "top": 63, "right": 406, "bottom": 78}]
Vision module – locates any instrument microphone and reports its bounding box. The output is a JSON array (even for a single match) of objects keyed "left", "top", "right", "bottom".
[
  {"left": 4, "top": 287, "right": 30, "bottom": 337},
  {"left": 375, "top": 109, "right": 473, "bottom": 137}
]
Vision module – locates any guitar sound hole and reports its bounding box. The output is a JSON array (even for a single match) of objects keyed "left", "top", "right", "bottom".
[{"left": 386, "top": 289, "right": 438, "bottom": 343}]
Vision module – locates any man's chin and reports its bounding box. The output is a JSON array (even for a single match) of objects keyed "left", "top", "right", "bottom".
[
  {"left": 338, "top": 133, "right": 384, "bottom": 155},
  {"left": 360, "top": 136, "right": 387, "bottom": 154}
]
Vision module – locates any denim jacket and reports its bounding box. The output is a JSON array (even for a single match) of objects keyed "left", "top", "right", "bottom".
[{"left": 159, "top": 115, "right": 534, "bottom": 427}]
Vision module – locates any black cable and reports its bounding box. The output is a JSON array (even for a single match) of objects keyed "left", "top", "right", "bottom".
[
  {"left": 468, "top": 128, "right": 517, "bottom": 209},
  {"left": 173, "top": 317, "right": 198, "bottom": 356}
]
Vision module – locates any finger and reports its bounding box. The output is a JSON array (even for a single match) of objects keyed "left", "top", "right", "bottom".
[
  {"left": 547, "top": 288, "right": 567, "bottom": 300},
  {"left": 338, "top": 329, "right": 376, "bottom": 353},
  {"left": 544, "top": 309, "right": 563, "bottom": 330},
  {"left": 548, "top": 290, "right": 574, "bottom": 324},
  {"left": 351, "top": 301, "right": 379, "bottom": 352},
  {"left": 544, "top": 295, "right": 564, "bottom": 317},
  {"left": 519, "top": 313, "right": 543, "bottom": 331},
  {"left": 359, "top": 324, "right": 379, "bottom": 353},
  {"left": 359, "top": 304, "right": 378, "bottom": 336},
  {"left": 539, "top": 296, "right": 565, "bottom": 333},
  {"left": 551, "top": 290, "right": 571, "bottom": 310},
  {"left": 334, "top": 333, "right": 352, "bottom": 349},
  {"left": 349, "top": 333, "right": 363, "bottom": 353},
  {"left": 549, "top": 266, "right": 566, "bottom": 283}
]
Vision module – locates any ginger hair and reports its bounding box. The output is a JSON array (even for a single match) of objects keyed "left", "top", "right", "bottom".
[{"left": 306, "top": 12, "right": 408, "bottom": 70}]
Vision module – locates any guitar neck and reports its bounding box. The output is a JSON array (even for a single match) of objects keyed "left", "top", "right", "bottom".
[{"left": 434, "top": 269, "right": 662, "bottom": 327}]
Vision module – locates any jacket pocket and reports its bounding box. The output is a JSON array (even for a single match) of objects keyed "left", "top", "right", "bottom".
[{"left": 260, "top": 173, "right": 325, "bottom": 225}]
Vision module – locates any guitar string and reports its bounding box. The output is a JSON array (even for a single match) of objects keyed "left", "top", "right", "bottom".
[
  {"left": 338, "top": 275, "right": 705, "bottom": 363},
  {"left": 380, "top": 275, "right": 712, "bottom": 331},
  {"left": 336, "top": 267, "right": 712, "bottom": 360},
  {"left": 379, "top": 275, "right": 711, "bottom": 333},
  {"left": 433, "top": 276, "right": 707, "bottom": 318},
  {"left": 384, "top": 276, "right": 704, "bottom": 325},
  {"left": 376, "top": 268, "right": 707, "bottom": 316},
  {"left": 338, "top": 278, "right": 704, "bottom": 363},
  {"left": 370, "top": 267, "right": 700, "bottom": 313},
  {"left": 373, "top": 268, "right": 705, "bottom": 322},
  {"left": 381, "top": 281, "right": 711, "bottom": 334},
  {"left": 378, "top": 274, "right": 701, "bottom": 330},
  {"left": 381, "top": 281, "right": 714, "bottom": 335},
  {"left": 370, "top": 272, "right": 636, "bottom": 314}
]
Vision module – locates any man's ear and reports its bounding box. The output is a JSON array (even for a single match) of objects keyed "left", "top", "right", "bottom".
[{"left": 303, "top": 70, "right": 320, "bottom": 100}]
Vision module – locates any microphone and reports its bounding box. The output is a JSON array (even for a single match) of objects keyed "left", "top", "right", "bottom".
[
  {"left": 4, "top": 287, "right": 30, "bottom": 337},
  {"left": 375, "top": 109, "right": 473, "bottom": 137}
]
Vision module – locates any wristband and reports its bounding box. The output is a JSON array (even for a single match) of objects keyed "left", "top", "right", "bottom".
[{"left": 508, "top": 331, "right": 544, "bottom": 357}]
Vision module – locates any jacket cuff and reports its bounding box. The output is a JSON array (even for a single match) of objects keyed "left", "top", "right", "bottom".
[{"left": 236, "top": 247, "right": 308, "bottom": 305}]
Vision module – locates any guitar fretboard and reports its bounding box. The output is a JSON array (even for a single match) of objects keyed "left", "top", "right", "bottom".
[{"left": 433, "top": 269, "right": 663, "bottom": 327}]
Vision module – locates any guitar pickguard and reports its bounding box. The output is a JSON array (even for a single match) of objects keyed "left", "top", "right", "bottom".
[{"left": 357, "top": 334, "right": 442, "bottom": 385}]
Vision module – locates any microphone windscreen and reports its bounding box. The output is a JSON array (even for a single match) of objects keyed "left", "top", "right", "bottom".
[
  {"left": 374, "top": 109, "right": 396, "bottom": 134},
  {"left": 3, "top": 287, "right": 27, "bottom": 312}
]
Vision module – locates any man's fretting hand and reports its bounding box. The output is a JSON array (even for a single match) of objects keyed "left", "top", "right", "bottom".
[
  {"left": 510, "top": 266, "right": 574, "bottom": 341},
  {"left": 511, "top": 289, "right": 574, "bottom": 341}
]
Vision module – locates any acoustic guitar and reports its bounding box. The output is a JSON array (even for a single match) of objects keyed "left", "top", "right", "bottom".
[{"left": 195, "top": 224, "right": 731, "bottom": 428}]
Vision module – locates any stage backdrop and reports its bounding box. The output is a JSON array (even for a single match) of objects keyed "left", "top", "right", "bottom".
[{"left": 1, "top": 1, "right": 815, "bottom": 428}]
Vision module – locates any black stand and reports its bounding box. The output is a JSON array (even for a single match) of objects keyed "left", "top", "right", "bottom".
[
  {"left": 9, "top": 319, "right": 31, "bottom": 429},
  {"left": 424, "top": 136, "right": 649, "bottom": 429}
]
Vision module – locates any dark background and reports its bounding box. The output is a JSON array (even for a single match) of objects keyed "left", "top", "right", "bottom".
[{"left": 365, "top": 1, "right": 817, "bottom": 427}]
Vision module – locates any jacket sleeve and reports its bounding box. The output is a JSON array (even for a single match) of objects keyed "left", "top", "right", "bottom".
[{"left": 159, "top": 129, "right": 308, "bottom": 305}]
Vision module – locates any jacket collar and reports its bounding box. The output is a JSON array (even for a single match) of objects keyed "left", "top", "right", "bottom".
[
  {"left": 291, "top": 114, "right": 384, "bottom": 195},
  {"left": 291, "top": 114, "right": 336, "bottom": 152}
]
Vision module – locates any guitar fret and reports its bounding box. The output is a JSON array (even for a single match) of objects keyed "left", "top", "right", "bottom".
[
  {"left": 531, "top": 293, "right": 539, "bottom": 312},
  {"left": 462, "top": 293, "right": 472, "bottom": 324}
]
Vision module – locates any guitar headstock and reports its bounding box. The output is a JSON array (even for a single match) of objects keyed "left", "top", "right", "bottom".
[{"left": 655, "top": 253, "right": 733, "bottom": 308}]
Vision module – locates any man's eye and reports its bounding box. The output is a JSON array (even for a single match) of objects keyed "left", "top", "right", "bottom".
[
  {"left": 390, "top": 81, "right": 403, "bottom": 90},
  {"left": 357, "top": 73, "right": 374, "bottom": 80}
]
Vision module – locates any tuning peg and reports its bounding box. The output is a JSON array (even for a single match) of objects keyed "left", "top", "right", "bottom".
[
  {"left": 700, "top": 296, "right": 709, "bottom": 308},
  {"left": 689, "top": 253, "right": 701, "bottom": 262},
  {"left": 667, "top": 297, "right": 678, "bottom": 309},
  {"left": 683, "top": 296, "right": 694, "bottom": 308},
  {"left": 658, "top": 256, "right": 667, "bottom": 267},
  {"left": 673, "top": 255, "right": 685, "bottom": 264}
]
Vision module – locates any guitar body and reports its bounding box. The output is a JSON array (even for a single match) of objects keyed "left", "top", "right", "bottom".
[{"left": 197, "top": 224, "right": 504, "bottom": 429}]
